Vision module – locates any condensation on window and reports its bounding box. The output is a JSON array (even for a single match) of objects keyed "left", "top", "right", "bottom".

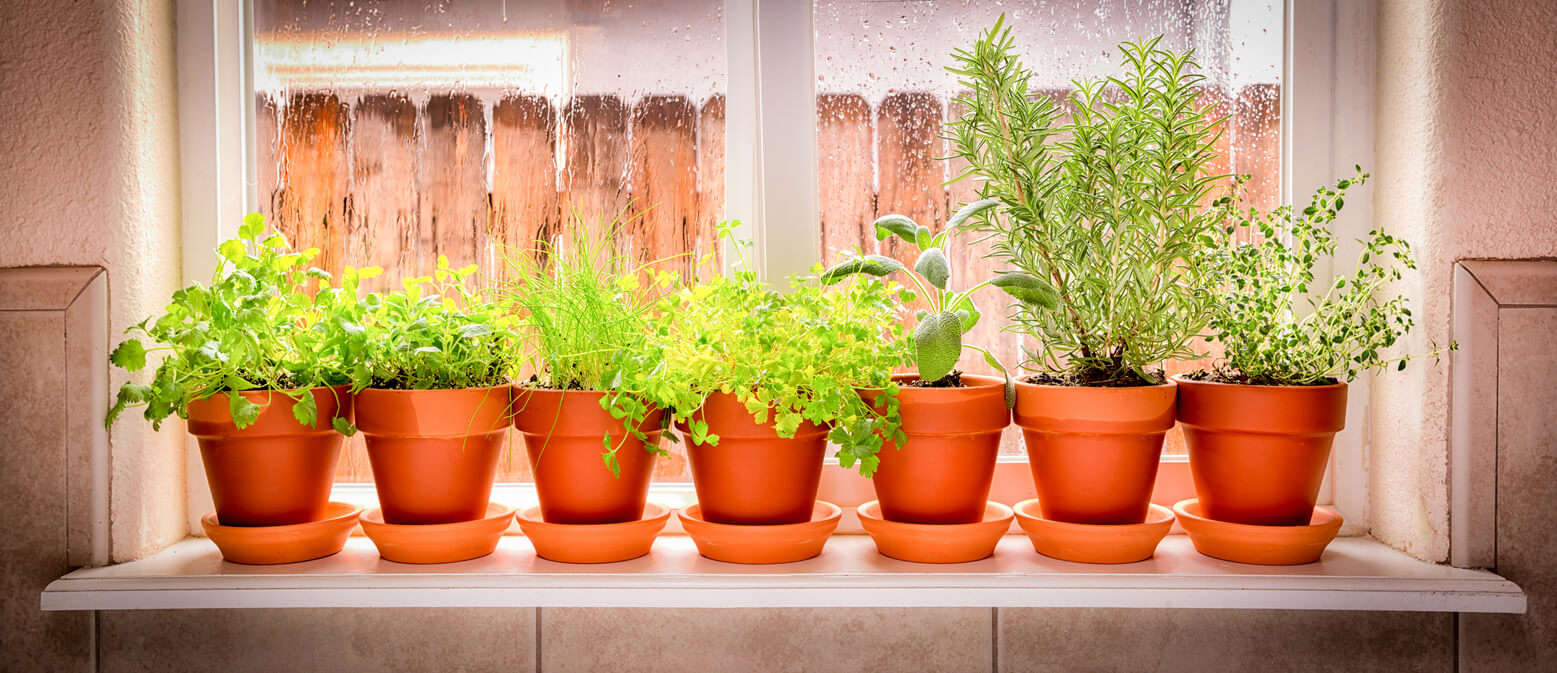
[
  {"left": 253, "top": 0, "right": 726, "bottom": 483},
  {"left": 813, "top": 0, "right": 1283, "bottom": 456}
]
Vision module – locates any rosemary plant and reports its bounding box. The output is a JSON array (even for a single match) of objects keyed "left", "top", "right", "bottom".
[{"left": 949, "top": 20, "right": 1229, "bottom": 386}]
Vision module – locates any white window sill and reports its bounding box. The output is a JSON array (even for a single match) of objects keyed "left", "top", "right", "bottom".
[{"left": 42, "top": 535, "right": 1524, "bottom": 613}]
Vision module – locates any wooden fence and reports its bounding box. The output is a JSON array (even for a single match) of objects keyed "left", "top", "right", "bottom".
[{"left": 256, "top": 85, "right": 1280, "bottom": 482}]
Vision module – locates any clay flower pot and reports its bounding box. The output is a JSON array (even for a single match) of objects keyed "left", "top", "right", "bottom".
[
  {"left": 678, "top": 392, "right": 828, "bottom": 525},
  {"left": 1175, "top": 376, "right": 1348, "bottom": 525},
  {"left": 186, "top": 385, "right": 353, "bottom": 526},
  {"left": 356, "top": 386, "right": 511, "bottom": 525},
  {"left": 513, "top": 387, "right": 665, "bottom": 524},
  {"left": 865, "top": 374, "right": 1009, "bottom": 524},
  {"left": 1013, "top": 380, "right": 1176, "bottom": 525}
]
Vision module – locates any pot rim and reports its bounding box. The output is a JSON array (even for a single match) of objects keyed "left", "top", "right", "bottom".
[
  {"left": 1170, "top": 374, "right": 1348, "bottom": 391},
  {"left": 357, "top": 384, "right": 513, "bottom": 394},
  {"left": 1013, "top": 378, "right": 1177, "bottom": 391},
  {"left": 885, "top": 372, "right": 1006, "bottom": 390}
]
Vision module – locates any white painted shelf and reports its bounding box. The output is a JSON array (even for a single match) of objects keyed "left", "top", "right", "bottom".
[{"left": 42, "top": 535, "right": 1524, "bottom": 613}]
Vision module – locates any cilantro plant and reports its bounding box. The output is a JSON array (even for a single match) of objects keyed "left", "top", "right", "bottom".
[
  {"left": 821, "top": 201, "right": 1013, "bottom": 391},
  {"left": 1194, "top": 168, "right": 1448, "bottom": 385},
  {"left": 949, "top": 22, "right": 1227, "bottom": 386},
  {"left": 106, "top": 213, "right": 369, "bottom": 433},
  {"left": 358, "top": 256, "right": 514, "bottom": 391},
  {"left": 497, "top": 215, "right": 680, "bottom": 475},
  {"left": 646, "top": 222, "right": 913, "bottom": 477}
]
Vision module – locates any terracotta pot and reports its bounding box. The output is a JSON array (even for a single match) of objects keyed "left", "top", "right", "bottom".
[
  {"left": 513, "top": 387, "right": 664, "bottom": 524},
  {"left": 356, "top": 386, "right": 511, "bottom": 525},
  {"left": 1013, "top": 380, "right": 1176, "bottom": 525},
  {"left": 864, "top": 374, "right": 1008, "bottom": 524},
  {"left": 678, "top": 392, "right": 827, "bottom": 525},
  {"left": 186, "top": 386, "right": 353, "bottom": 526},
  {"left": 1176, "top": 377, "right": 1348, "bottom": 525}
]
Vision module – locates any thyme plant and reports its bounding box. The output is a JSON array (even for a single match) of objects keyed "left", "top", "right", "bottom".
[
  {"left": 949, "top": 21, "right": 1227, "bottom": 386},
  {"left": 1194, "top": 169, "right": 1446, "bottom": 385},
  {"left": 647, "top": 222, "right": 912, "bottom": 477},
  {"left": 106, "top": 213, "right": 366, "bottom": 433}
]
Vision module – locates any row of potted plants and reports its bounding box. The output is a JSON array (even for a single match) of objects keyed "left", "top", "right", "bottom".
[{"left": 107, "top": 23, "right": 1442, "bottom": 567}]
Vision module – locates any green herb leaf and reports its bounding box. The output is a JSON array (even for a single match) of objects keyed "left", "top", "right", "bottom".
[
  {"left": 227, "top": 392, "right": 261, "bottom": 429},
  {"left": 109, "top": 339, "right": 147, "bottom": 371},
  {"left": 819, "top": 255, "right": 906, "bottom": 284},
  {"left": 991, "top": 272, "right": 1059, "bottom": 309},
  {"left": 331, "top": 416, "right": 357, "bottom": 437},
  {"left": 290, "top": 391, "right": 318, "bottom": 428},
  {"left": 872, "top": 214, "right": 920, "bottom": 245},
  {"left": 914, "top": 248, "right": 950, "bottom": 290},
  {"left": 947, "top": 198, "right": 1000, "bottom": 230},
  {"left": 914, "top": 311, "right": 962, "bottom": 383}
]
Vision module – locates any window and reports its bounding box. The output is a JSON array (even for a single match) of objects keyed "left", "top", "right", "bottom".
[{"left": 190, "top": 0, "right": 1349, "bottom": 520}]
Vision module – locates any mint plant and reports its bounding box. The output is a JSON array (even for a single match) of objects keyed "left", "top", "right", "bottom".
[
  {"left": 1193, "top": 168, "right": 1448, "bottom": 385},
  {"left": 497, "top": 214, "right": 681, "bottom": 475},
  {"left": 821, "top": 201, "right": 1013, "bottom": 393},
  {"left": 949, "top": 23, "right": 1227, "bottom": 386},
  {"left": 647, "top": 222, "right": 912, "bottom": 477},
  {"left": 106, "top": 213, "right": 368, "bottom": 433},
  {"left": 357, "top": 256, "right": 514, "bottom": 391}
]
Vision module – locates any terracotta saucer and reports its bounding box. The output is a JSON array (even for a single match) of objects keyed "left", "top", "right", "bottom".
[
  {"left": 857, "top": 500, "right": 1012, "bottom": 564},
  {"left": 1173, "top": 498, "right": 1342, "bottom": 565},
  {"left": 1013, "top": 499, "right": 1174, "bottom": 564},
  {"left": 678, "top": 501, "right": 841, "bottom": 564},
  {"left": 516, "top": 503, "right": 671, "bottom": 563},
  {"left": 361, "top": 502, "right": 514, "bottom": 564},
  {"left": 202, "top": 501, "right": 362, "bottom": 565}
]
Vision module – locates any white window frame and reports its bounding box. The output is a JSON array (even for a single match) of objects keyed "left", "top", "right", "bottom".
[{"left": 177, "top": 0, "right": 1374, "bottom": 536}]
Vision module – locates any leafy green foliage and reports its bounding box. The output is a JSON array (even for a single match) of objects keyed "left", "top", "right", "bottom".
[
  {"left": 649, "top": 222, "right": 912, "bottom": 477},
  {"left": 948, "top": 20, "right": 1228, "bottom": 386},
  {"left": 1198, "top": 169, "right": 1448, "bottom": 385},
  {"left": 496, "top": 213, "right": 679, "bottom": 476},
  {"left": 105, "top": 213, "right": 368, "bottom": 431},
  {"left": 822, "top": 205, "right": 1012, "bottom": 390},
  {"left": 357, "top": 256, "right": 514, "bottom": 390}
]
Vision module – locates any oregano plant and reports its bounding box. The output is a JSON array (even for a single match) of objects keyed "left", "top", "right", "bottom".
[
  {"left": 821, "top": 201, "right": 1018, "bottom": 399},
  {"left": 1193, "top": 168, "right": 1450, "bottom": 385},
  {"left": 645, "top": 221, "right": 913, "bottom": 477},
  {"left": 106, "top": 213, "right": 369, "bottom": 433},
  {"left": 949, "top": 22, "right": 1227, "bottom": 386}
]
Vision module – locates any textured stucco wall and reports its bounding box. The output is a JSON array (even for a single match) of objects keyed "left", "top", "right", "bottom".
[
  {"left": 1373, "top": 0, "right": 1557, "bottom": 561},
  {"left": 0, "top": 0, "right": 185, "bottom": 561}
]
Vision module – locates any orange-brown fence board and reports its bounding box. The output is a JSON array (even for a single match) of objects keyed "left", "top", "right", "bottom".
[
  {"left": 491, "top": 94, "right": 560, "bottom": 276},
  {"left": 692, "top": 95, "right": 726, "bottom": 280},
  {"left": 561, "top": 95, "right": 630, "bottom": 240},
  {"left": 274, "top": 93, "right": 350, "bottom": 277},
  {"left": 630, "top": 96, "right": 699, "bottom": 278},
  {"left": 817, "top": 93, "right": 876, "bottom": 261},
  {"left": 422, "top": 94, "right": 488, "bottom": 273},
  {"left": 348, "top": 94, "right": 419, "bottom": 293}
]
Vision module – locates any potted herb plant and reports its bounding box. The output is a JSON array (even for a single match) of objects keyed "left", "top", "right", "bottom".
[
  {"left": 503, "top": 217, "right": 676, "bottom": 525},
  {"left": 820, "top": 204, "right": 1012, "bottom": 524},
  {"left": 651, "top": 222, "right": 910, "bottom": 525},
  {"left": 106, "top": 213, "right": 365, "bottom": 526},
  {"left": 1180, "top": 169, "right": 1445, "bottom": 525},
  {"left": 354, "top": 257, "right": 515, "bottom": 525},
  {"left": 949, "top": 26, "right": 1226, "bottom": 525}
]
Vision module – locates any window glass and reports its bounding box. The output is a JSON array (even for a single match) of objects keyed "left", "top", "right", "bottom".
[
  {"left": 253, "top": 0, "right": 726, "bottom": 482},
  {"left": 813, "top": 0, "right": 1282, "bottom": 456}
]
